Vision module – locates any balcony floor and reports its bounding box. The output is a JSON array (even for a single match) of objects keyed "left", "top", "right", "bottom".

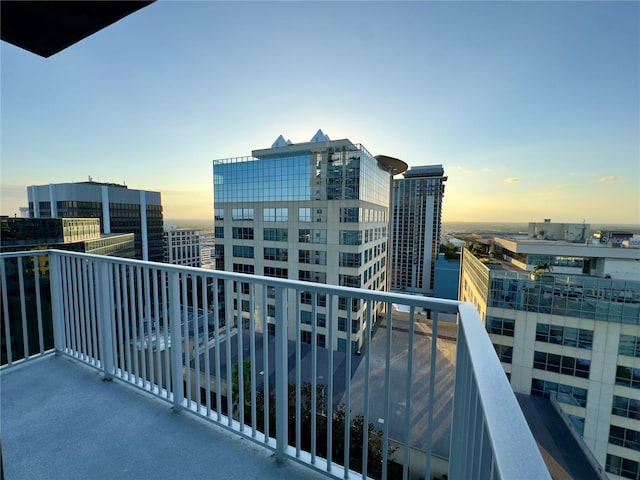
[{"left": 1, "top": 355, "right": 328, "bottom": 480}]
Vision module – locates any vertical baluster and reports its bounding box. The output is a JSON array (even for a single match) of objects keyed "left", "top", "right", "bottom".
[
  {"left": 249, "top": 283, "right": 257, "bottom": 437},
  {"left": 193, "top": 274, "right": 201, "bottom": 412},
  {"left": 137, "top": 267, "right": 147, "bottom": 386},
  {"left": 311, "top": 293, "right": 318, "bottom": 464},
  {"left": 48, "top": 254, "right": 65, "bottom": 357},
  {"left": 0, "top": 258, "right": 12, "bottom": 364},
  {"left": 213, "top": 279, "right": 222, "bottom": 421},
  {"left": 80, "top": 258, "right": 92, "bottom": 361},
  {"left": 401, "top": 306, "right": 416, "bottom": 480},
  {"left": 70, "top": 256, "right": 81, "bottom": 357},
  {"left": 326, "top": 293, "right": 334, "bottom": 472},
  {"left": 169, "top": 269, "right": 184, "bottom": 411},
  {"left": 361, "top": 300, "right": 373, "bottom": 480},
  {"left": 17, "top": 256, "right": 29, "bottom": 360},
  {"left": 76, "top": 258, "right": 88, "bottom": 360},
  {"left": 224, "top": 279, "right": 233, "bottom": 426},
  {"left": 424, "top": 311, "right": 438, "bottom": 478},
  {"left": 262, "top": 284, "right": 269, "bottom": 442},
  {"left": 237, "top": 281, "right": 245, "bottom": 430},
  {"left": 162, "top": 270, "right": 171, "bottom": 398},
  {"left": 115, "top": 264, "right": 125, "bottom": 376},
  {"left": 295, "top": 290, "right": 302, "bottom": 457},
  {"left": 152, "top": 268, "right": 162, "bottom": 394},
  {"left": 344, "top": 298, "right": 353, "bottom": 477},
  {"left": 129, "top": 266, "right": 139, "bottom": 381},
  {"left": 274, "top": 285, "right": 288, "bottom": 463},
  {"left": 97, "top": 260, "right": 115, "bottom": 379},
  {"left": 144, "top": 267, "right": 154, "bottom": 389},
  {"left": 182, "top": 273, "right": 191, "bottom": 408},
  {"left": 33, "top": 255, "right": 44, "bottom": 355},
  {"left": 122, "top": 265, "right": 133, "bottom": 381},
  {"left": 62, "top": 256, "right": 72, "bottom": 355},
  {"left": 88, "top": 261, "right": 99, "bottom": 366},
  {"left": 202, "top": 276, "right": 211, "bottom": 416},
  {"left": 381, "top": 305, "right": 393, "bottom": 480}
]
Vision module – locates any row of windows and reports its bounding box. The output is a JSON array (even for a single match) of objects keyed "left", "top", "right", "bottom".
[
  {"left": 264, "top": 247, "right": 288, "bottom": 261},
  {"left": 494, "top": 344, "right": 513, "bottom": 363},
  {"left": 613, "top": 395, "right": 640, "bottom": 420},
  {"left": 610, "top": 425, "right": 640, "bottom": 452},
  {"left": 488, "top": 317, "right": 515, "bottom": 337},
  {"left": 217, "top": 206, "right": 388, "bottom": 224},
  {"left": 535, "top": 323, "right": 593, "bottom": 350},
  {"left": 264, "top": 228, "right": 288, "bottom": 242},
  {"left": 232, "top": 263, "right": 254, "bottom": 274},
  {"left": 338, "top": 317, "right": 360, "bottom": 334},
  {"left": 607, "top": 454, "right": 640, "bottom": 479},
  {"left": 300, "top": 311, "right": 326, "bottom": 328},
  {"left": 232, "top": 245, "right": 254, "bottom": 258},
  {"left": 264, "top": 267, "right": 288, "bottom": 278},
  {"left": 488, "top": 275, "right": 640, "bottom": 324},
  {"left": 533, "top": 351, "right": 590, "bottom": 378},
  {"left": 620, "top": 335, "right": 640, "bottom": 358},
  {"left": 300, "top": 331, "right": 326, "bottom": 348},
  {"left": 299, "top": 270, "right": 326, "bottom": 283},
  {"left": 530, "top": 378, "right": 588, "bottom": 408},
  {"left": 339, "top": 252, "right": 361, "bottom": 268},
  {"left": 299, "top": 250, "right": 326, "bottom": 265},
  {"left": 616, "top": 366, "right": 640, "bottom": 389}
]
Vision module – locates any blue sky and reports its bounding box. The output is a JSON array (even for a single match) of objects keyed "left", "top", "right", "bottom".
[{"left": 1, "top": 1, "right": 638, "bottom": 223}]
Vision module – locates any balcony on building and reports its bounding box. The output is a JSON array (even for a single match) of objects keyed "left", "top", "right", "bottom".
[{"left": 1, "top": 250, "right": 551, "bottom": 480}]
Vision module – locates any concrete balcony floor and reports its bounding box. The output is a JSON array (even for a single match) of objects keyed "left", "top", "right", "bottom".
[{"left": 1, "top": 355, "right": 328, "bottom": 480}]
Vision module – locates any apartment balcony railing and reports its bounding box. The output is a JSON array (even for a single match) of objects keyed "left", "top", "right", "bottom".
[{"left": 0, "top": 250, "right": 550, "bottom": 480}]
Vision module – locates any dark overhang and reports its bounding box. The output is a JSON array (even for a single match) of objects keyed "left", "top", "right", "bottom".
[
  {"left": 1, "top": 1, "right": 154, "bottom": 58},
  {"left": 375, "top": 155, "right": 408, "bottom": 176}
]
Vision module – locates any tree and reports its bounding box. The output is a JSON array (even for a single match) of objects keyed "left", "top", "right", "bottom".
[{"left": 532, "top": 262, "right": 553, "bottom": 274}]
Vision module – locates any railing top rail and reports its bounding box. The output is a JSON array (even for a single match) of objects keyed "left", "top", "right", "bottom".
[
  {"left": 457, "top": 302, "right": 551, "bottom": 479},
  {"left": 0, "top": 249, "right": 461, "bottom": 313}
]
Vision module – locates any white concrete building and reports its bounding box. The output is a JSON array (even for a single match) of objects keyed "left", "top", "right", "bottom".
[
  {"left": 459, "top": 221, "right": 640, "bottom": 478},
  {"left": 164, "top": 228, "right": 202, "bottom": 267},
  {"left": 213, "top": 130, "right": 406, "bottom": 352}
]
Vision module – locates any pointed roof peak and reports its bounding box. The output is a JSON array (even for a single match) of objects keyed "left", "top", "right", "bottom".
[
  {"left": 271, "top": 135, "right": 289, "bottom": 148},
  {"left": 310, "top": 129, "right": 330, "bottom": 143}
]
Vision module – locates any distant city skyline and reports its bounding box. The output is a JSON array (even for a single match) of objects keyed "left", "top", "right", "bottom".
[{"left": 1, "top": 1, "right": 638, "bottom": 224}]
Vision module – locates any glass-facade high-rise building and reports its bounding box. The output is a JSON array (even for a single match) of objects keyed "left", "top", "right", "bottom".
[
  {"left": 391, "top": 165, "right": 447, "bottom": 294},
  {"left": 213, "top": 130, "right": 401, "bottom": 352},
  {"left": 27, "top": 182, "right": 164, "bottom": 262}
]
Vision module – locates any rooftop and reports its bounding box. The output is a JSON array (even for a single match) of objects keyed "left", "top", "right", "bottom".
[{"left": 1, "top": 355, "right": 326, "bottom": 480}]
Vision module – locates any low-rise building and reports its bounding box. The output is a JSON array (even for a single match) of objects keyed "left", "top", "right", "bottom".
[{"left": 459, "top": 220, "right": 640, "bottom": 478}]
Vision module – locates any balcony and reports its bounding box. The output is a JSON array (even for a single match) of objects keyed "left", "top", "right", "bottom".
[{"left": 1, "top": 250, "right": 550, "bottom": 480}]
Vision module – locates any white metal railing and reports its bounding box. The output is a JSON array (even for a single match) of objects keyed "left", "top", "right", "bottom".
[{"left": 0, "top": 250, "right": 550, "bottom": 480}]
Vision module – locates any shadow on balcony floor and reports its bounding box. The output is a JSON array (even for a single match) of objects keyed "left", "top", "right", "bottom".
[{"left": 1, "top": 355, "right": 328, "bottom": 480}]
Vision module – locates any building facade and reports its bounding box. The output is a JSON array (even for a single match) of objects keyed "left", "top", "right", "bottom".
[
  {"left": 213, "top": 130, "right": 403, "bottom": 352},
  {"left": 0, "top": 217, "right": 134, "bottom": 257},
  {"left": 459, "top": 221, "right": 640, "bottom": 479},
  {"left": 164, "top": 228, "right": 202, "bottom": 267},
  {"left": 390, "top": 165, "right": 447, "bottom": 295},
  {"left": 27, "top": 181, "right": 164, "bottom": 262}
]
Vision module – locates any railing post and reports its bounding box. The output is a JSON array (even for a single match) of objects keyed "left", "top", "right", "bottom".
[
  {"left": 97, "top": 259, "right": 115, "bottom": 379},
  {"left": 274, "top": 285, "right": 288, "bottom": 463},
  {"left": 49, "top": 253, "right": 66, "bottom": 356},
  {"left": 169, "top": 270, "right": 184, "bottom": 411}
]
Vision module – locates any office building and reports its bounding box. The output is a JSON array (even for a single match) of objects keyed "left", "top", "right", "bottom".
[
  {"left": 213, "top": 130, "right": 406, "bottom": 352},
  {"left": 27, "top": 181, "right": 164, "bottom": 262},
  {"left": 459, "top": 220, "right": 640, "bottom": 478},
  {"left": 164, "top": 228, "right": 202, "bottom": 267},
  {"left": 390, "top": 165, "right": 447, "bottom": 294},
  {"left": 0, "top": 217, "right": 134, "bottom": 257}
]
